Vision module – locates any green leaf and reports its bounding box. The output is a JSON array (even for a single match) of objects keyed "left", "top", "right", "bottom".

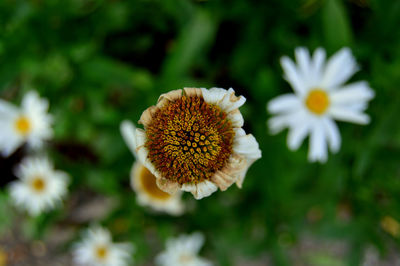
[
  {"left": 160, "top": 9, "right": 216, "bottom": 89},
  {"left": 322, "top": 0, "right": 353, "bottom": 51}
]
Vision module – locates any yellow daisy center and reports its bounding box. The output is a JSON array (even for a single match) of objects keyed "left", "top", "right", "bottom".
[
  {"left": 138, "top": 165, "right": 172, "bottom": 200},
  {"left": 14, "top": 116, "right": 32, "bottom": 136},
  {"left": 95, "top": 245, "right": 109, "bottom": 260},
  {"left": 305, "top": 89, "right": 330, "bottom": 115},
  {"left": 31, "top": 176, "right": 46, "bottom": 193},
  {"left": 145, "top": 96, "right": 234, "bottom": 185}
]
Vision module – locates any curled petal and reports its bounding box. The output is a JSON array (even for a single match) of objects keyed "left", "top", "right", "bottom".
[
  {"left": 183, "top": 87, "right": 203, "bottom": 97},
  {"left": 212, "top": 154, "right": 246, "bottom": 190},
  {"left": 156, "top": 177, "right": 180, "bottom": 195},
  {"left": 139, "top": 105, "right": 159, "bottom": 128},
  {"left": 233, "top": 129, "right": 262, "bottom": 187},
  {"left": 201, "top": 87, "right": 246, "bottom": 113},
  {"left": 181, "top": 180, "right": 218, "bottom": 200},
  {"left": 157, "top": 89, "right": 182, "bottom": 106}
]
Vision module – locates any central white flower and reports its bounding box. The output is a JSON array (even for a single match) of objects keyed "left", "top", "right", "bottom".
[
  {"left": 134, "top": 87, "right": 262, "bottom": 199},
  {"left": 267, "top": 47, "right": 375, "bottom": 162}
]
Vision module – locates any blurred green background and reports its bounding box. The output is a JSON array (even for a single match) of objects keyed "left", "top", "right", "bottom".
[{"left": 1, "top": 0, "right": 400, "bottom": 265}]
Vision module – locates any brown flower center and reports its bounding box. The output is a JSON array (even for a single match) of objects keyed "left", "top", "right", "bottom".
[
  {"left": 31, "top": 176, "right": 46, "bottom": 192},
  {"left": 95, "top": 245, "right": 108, "bottom": 260},
  {"left": 138, "top": 165, "right": 172, "bottom": 200},
  {"left": 145, "top": 96, "right": 234, "bottom": 185}
]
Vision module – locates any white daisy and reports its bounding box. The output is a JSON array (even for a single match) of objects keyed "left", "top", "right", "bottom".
[
  {"left": 73, "top": 226, "right": 133, "bottom": 266},
  {"left": 9, "top": 157, "right": 68, "bottom": 216},
  {"left": 0, "top": 90, "right": 53, "bottom": 157},
  {"left": 120, "top": 121, "right": 184, "bottom": 215},
  {"left": 135, "top": 87, "right": 262, "bottom": 199},
  {"left": 267, "top": 47, "right": 375, "bottom": 162},
  {"left": 156, "top": 232, "right": 212, "bottom": 266}
]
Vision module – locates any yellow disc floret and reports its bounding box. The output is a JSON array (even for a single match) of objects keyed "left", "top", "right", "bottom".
[
  {"left": 95, "top": 246, "right": 108, "bottom": 260},
  {"left": 31, "top": 176, "right": 46, "bottom": 192},
  {"left": 305, "top": 89, "right": 330, "bottom": 115},
  {"left": 145, "top": 96, "right": 234, "bottom": 185},
  {"left": 14, "top": 116, "right": 31, "bottom": 136}
]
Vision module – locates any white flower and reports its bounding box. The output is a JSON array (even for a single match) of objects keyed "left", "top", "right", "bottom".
[
  {"left": 267, "top": 47, "right": 375, "bottom": 162},
  {"left": 135, "top": 87, "right": 262, "bottom": 199},
  {"left": 0, "top": 91, "right": 53, "bottom": 157},
  {"left": 73, "top": 226, "right": 133, "bottom": 266},
  {"left": 120, "top": 121, "right": 184, "bottom": 215},
  {"left": 156, "top": 232, "right": 212, "bottom": 266},
  {"left": 9, "top": 157, "right": 68, "bottom": 216}
]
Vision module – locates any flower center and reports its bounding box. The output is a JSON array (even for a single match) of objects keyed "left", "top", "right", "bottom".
[
  {"left": 95, "top": 245, "right": 108, "bottom": 260},
  {"left": 179, "top": 254, "right": 194, "bottom": 263},
  {"left": 305, "top": 89, "right": 330, "bottom": 115},
  {"left": 14, "top": 116, "right": 31, "bottom": 136},
  {"left": 145, "top": 96, "right": 234, "bottom": 185},
  {"left": 138, "top": 165, "right": 172, "bottom": 200},
  {"left": 31, "top": 176, "right": 46, "bottom": 193}
]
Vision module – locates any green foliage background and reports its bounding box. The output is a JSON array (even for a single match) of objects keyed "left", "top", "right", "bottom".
[{"left": 1, "top": 0, "right": 400, "bottom": 265}]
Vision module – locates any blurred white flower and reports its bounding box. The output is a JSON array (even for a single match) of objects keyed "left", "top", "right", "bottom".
[
  {"left": 73, "top": 226, "right": 133, "bottom": 266},
  {"left": 121, "top": 121, "right": 184, "bottom": 215},
  {"left": 0, "top": 91, "right": 53, "bottom": 157},
  {"left": 156, "top": 232, "right": 212, "bottom": 266},
  {"left": 267, "top": 47, "right": 375, "bottom": 162},
  {"left": 135, "top": 87, "right": 261, "bottom": 199},
  {"left": 9, "top": 157, "right": 68, "bottom": 216}
]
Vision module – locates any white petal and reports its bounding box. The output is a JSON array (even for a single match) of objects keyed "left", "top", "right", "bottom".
[
  {"left": 181, "top": 180, "right": 218, "bottom": 200},
  {"left": 134, "top": 128, "right": 159, "bottom": 177},
  {"left": 232, "top": 129, "right": 262, "bottom": 188},
  {"left": 321, "top": 48, "right": 359, "bottom": 89},
  {"left": 22, "top": 91, "right": 49, "bottom": 114},
  {"left": 280, "top": 56, "right": 306, "bottom": 95},
  {"left": 268, "top": 114, "right": 292, "bottom": 134},
  {"left": 287, "top": 122, "right": 310, "bottom": 151},
  {"left": 135, "top": 128, "right": 146, "bottom": 146},
  {"left": 219, "top": 88, "right": 246, "bottom": 112},
  {"left": 185, "top": 232, "right": 205, "bottom": 254},
  {"left": 267, "top": 94, "right": 301, "bottom": 114},
  {"left": 233, "top": 129, "right": 261, "bottom": 160},
  {"left": 322, "top": 117, "right": 341, "bottom": 153},
  {"left": 0, "top": 99, "right": 18, "bottom": 117},
  {"left": 227, "top": 109, "right": 244, "bottom": 128},
  {"left": 311, "top": 48, "right": 326, "bottom": 85},
  {"left": 295, "top": 47, "right": 312, "bottom": 86},
  {"left": 268, "top": 109, "right": 307, "bottom": 134},
  {"left": 346, "top": 102, "right": 368, "bottom": 112},
  {"left": 308, "top": 123, "right": 328, "bottom": 163},
  {"left": 329, "top": 106, "right": 370, "bottom": 124},
  {"left": 0, "top": 135, "right": 22, "bottom": 157},
  {"left": 201, "top": 87, "right": 246, "bottom": 113},
  {"left": 120, "top": 120, "right": 137, "bottom": 158},
  {"left": 330, "top": 81, "right": 375, "bottom": 104},
  {"left": 201, "top": 87, "right": 228, "bottom": 105}
]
